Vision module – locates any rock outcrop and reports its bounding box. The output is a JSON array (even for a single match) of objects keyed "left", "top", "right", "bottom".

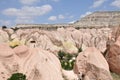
[
  {"left": 0, "top": 29, "right": 9, "bottom": 43},
  {"left": 62, "top": 69, "right": 78, "bottom": 80},
  {"left": 73, "top": 47, "right": 113, "bottom": 80},
  {"left": 0, "top": 27, "right": 111, "bottom": 54},
  {"left": 105, "top": 36, "right": 120, "bottom": 74},
  {"left": 74, "top": 11, "right": 120, "bottom": 28},
  {"left": 0, "top": 44, "right": 63, "bottom": 80}
]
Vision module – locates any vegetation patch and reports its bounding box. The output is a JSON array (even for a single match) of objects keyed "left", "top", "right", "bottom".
[
  {"left": 58, "top": 50, "right": 78, "bottom": 70},
  {"left": 8, "top": 73, "right": 26, "bottom": 80}
]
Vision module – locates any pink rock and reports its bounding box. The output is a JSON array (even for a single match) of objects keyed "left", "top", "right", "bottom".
[
  {"left": 0, "top": 29, "right": 9, "bottom": 43},
  {"left": 27, "top": 48, "right": 63, "bottom": 80},
  {"left": 106, "top": 36, "right": 120, "bottom": 74},
  {"left": 46, "top": 31, "right": 63, "bottom": 46},
  {"left": 0, "top": 43, "right": 20, "bottom": 80},
  {"left": 0, "top": 43, "right": 14, "bottom": 57},
  {"left": 71, "top": 30, "right": 83, "bottom": 48},
  {"left": 13, "top": 45, "right": 29, "bottom": 58},
  {"left": 13, "top": 46, "right": 63, "bottom": 80},
  {"left": 0, "top": 44, "right": 63, "bottom": 80},
  {"left": 82, "top": 32, "right": 92, "bottom": 47},
  {"left": 62, "top": 69, "right": 78, "bottom": 80},
  {"left": 74, "top": 47, "right": 112, "bottom": 80}
]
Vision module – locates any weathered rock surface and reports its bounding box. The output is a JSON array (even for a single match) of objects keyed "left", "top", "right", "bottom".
[
  {"left": 0, "top": 44, "right": 63, "bottom": 80},
  {"left": 15, "top": 46, "right": 63, "bottom": 80},
  {"left": 74, "top": 11, "right": 120, "bottom": 28},
  {"left": 73, "top": 47, "right": 113, "bottom": 80},
  {"left": 0, "top": 29, "right": 9, "bottom": 43},
  {"left": 0, "top": 43, "right": 20, "bottom": 80},
  {"left": 62, "top": 69, "right": 78, "bottom": 80},
  {"left": 0, "top": 27, "right": 111, "bottom": 54},
  {"left": 105, "top": 36, "right": 120, "bottom": 74}
]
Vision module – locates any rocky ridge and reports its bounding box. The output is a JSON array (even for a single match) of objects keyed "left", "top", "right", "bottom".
[
  {"left": 12, "top": 11, "right": 120, "bottom": 30},
  {"left": 74, "top": 11, "right": 120, "bottom": 28}
]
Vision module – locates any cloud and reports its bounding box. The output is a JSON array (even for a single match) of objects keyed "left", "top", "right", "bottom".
[
  {"left": 58, "top": 14, "right": 65, "bottom": 19},
  {"left": 48, "top": 16, "right": 57, "bottom": 21},
  {"left": 91, "top": 0, "right": 106, "bottom": 8},
  {"left": 20, "top": 0, "right": 59, "bottom": 5},
  {"left": 68, "top": 20, "right": 75, "bottom": 24},
  {"left": 20, "top": 0, "right": 38, "bottom": 5},
  {"left": 111, "top": 0, "right": 120, "bottom": 8},
  {"left": 80, "top": 12, "right": 92, "bottom": 18},
  {"left": 48, "top": 14, "right": 67, "bottom": 21},
  {"left": 3, "top": 5, "right": 52, "bottom": 16},
  {"left": 3, "top": 5, "right": 52, "bottom": 23},
  {"left": 0, "top": 20, "right": 11, "bottom": 26}
]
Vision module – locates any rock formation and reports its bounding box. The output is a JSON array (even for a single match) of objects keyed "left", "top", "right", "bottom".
[
  {"left": 0, "top": 27, "right": 111, "bottom": 54},
  {"left": 105, "top": 36, "right": 120, "bottom": 74},
  {"left": 0, "top": 29, "right": 9, "bottom": 43},
  {"left": 74, "top": 11, "right": 120, "bottom": 28},
  {"left": 0, "top": 44, "right": 63, "bottom": 80},
  {"left": 73, "top": 47, "right": 113, "bottom": 80}
]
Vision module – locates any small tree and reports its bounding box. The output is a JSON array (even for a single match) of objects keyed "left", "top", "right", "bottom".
[
  {"left": 8, "top": 73, "right": 26, "bottom": 80},
  {"left": 2, "top": 25, "right": 7, "bottom": 29},
  {"left": 58, "top": 51, "right": 76, "bottom": 70}
]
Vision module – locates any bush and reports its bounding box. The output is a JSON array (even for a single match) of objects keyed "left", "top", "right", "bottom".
[
  {"left": 8, "top": 73, "right": 26, "bottom": 80},
  {"left": 58, "top": 51, "right": 76, "bottom": 70},
  {"left": 58, "top": 47, "right": 82, "bottom": 70}
]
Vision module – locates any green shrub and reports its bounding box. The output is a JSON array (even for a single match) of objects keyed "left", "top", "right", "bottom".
[
  {"left": 58, "top": 51, "right": 76, "bottom": 70},
  {"left": 78, "top": 47, "right": 82, "bottom": 53},
  {"left": 58, "top": 47, "right": 82, "bottom": 70},
  {"left": 8, "top": 73, "right": 26, "bottom": 80}
]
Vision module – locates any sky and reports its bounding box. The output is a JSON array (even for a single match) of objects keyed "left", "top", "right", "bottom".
[{"left": 0, "top": 0, "right": 120, "bottom": 27}]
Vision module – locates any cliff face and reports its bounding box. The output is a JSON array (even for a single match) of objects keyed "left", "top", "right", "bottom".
[
  {"left": 74, "top": 11, "right": 120, "bottom": 28},
  {"left": 13, "top": 11, "right": 120, "bottom": 30}
]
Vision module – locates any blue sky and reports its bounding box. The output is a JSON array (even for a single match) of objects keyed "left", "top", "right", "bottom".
[{"left": 0, "top": 0, "right": 120, "bottom": 27}]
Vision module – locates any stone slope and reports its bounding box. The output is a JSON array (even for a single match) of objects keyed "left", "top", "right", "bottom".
[{"left": 74, "top": 11, "right": 120, "bottom": 28}]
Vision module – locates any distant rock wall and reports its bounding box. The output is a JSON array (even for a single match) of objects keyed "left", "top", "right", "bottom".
[
  {"left": 10, "top": 11, "right": 120, "bottom": 30},
  {"left": 74, "top": 11, "right": 120, "bottom": 28}
]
